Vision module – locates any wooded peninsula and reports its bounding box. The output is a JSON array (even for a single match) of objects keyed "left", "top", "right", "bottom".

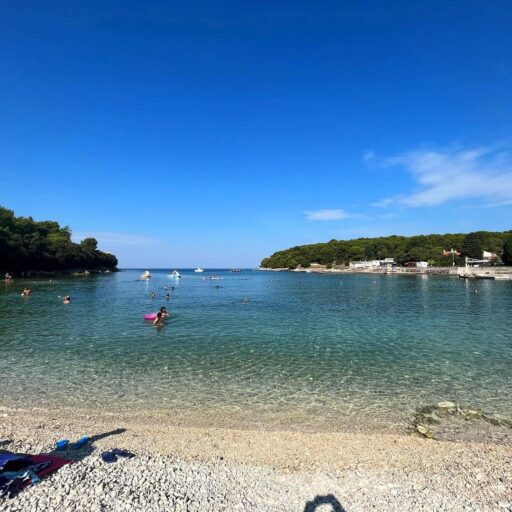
[
  {"left": 261, "top": 231, "right": 512, "bottom": 269},
  {"left": 0, "top": 206, "right": 118, "bottom": 274}
]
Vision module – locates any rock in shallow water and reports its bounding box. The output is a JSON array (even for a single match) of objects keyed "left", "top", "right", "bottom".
[
  {"left": 437, "top": 401, "right": 456, "bottom": 409},
  {"left": 415, "top": 424, "right": 433, "bottom": 438}
]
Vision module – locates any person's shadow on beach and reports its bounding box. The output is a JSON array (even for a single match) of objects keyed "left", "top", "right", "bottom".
[
  {"left": 49, "top": 428, "right": 127, "bottom": 462},
  {"left": 304, "top": 494, "right": 347, "bottom": 512}
]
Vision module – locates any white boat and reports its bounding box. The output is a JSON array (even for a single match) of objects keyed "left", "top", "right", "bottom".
[
  {"left": 168, "top": 270, "right": 181, "bottom": 279},
  {"left": 194, "top": 268, "right": 204, "bottom": 273},
  {"left": 139, "top": 270, "right": 151, "bottom": 280},
  {"left": 494, "top": 275, "right": 512, "bottom": 280}
]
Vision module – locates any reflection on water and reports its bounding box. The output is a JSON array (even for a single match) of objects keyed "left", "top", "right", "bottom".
[{"left": 1, "top": 270, "right": 511, "bottom": 434}]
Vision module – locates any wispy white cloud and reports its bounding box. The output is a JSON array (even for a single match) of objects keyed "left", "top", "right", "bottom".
[
  {"left": 304, "top": 209, "right": 351, "bottom": 221},
  {"left": 371, "top": 198, "right": 395, "bottom": 208},
  {"left": 374, "top": 146, "right": 512, "bottom": 208},
  {"left": 362, "top": 150, "right": 375, "bottom": 162},
  {"left": 73, "top": 231, "right": 157, "bottom": 246}
]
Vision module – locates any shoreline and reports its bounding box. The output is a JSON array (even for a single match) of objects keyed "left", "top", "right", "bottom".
[
  {"left": 259, "top": 265, "right": 512, "bottom": 277},
  {"left": 1, "top": 405, "right": 511, "bottom": 510},
  {"left": 2, "top": 400, "right": 511, "bottom": 445},
  {"left": 2, "top": 268, "right": 117, "bottom": 279}
]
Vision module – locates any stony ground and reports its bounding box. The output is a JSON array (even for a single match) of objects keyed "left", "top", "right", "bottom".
[{"left": 1, "top": 407, "right": 512, "bottom": 511}]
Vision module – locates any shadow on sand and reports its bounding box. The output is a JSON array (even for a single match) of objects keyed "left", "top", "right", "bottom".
[
  {"left": 48, "top": 428, "right": 127, "bottom": 462},
  {"left": 304, "top": 494, "right": 346, "bottom": 512}
]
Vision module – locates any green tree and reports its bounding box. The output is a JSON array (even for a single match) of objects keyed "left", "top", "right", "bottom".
[
  {"left": 0, "top": 205, "right": 118, "bottom": 273},
  {"left": 348, "top": 244, "right": 365, "bottom": 261},
  {"left": 503, "top": 236, "right": 512, "bottom": 265},
  {"left": 80, "top": 238, "right": 99, "bottom": 253},
  {"left": 462, "top": 232, "right": 484, "bottom": 259}
]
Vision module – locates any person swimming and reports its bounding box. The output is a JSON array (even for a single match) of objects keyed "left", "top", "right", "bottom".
[
  {"left": 151, "top": 292, "right": 156, "bottom": 299},
  {"left": 21, "top": 287, "right": 31, "bottom": 297},
  {"left": 63, "top": 295, "right": 71, "bottom": 304},
  {"left": 153, "top": 311, "right": 164, "bottom": 326},
  {"left": 242, "top": 297, "right": 249, "bottom": 304},
  {"left": 159, "top": 306, "right": 170, "bottom": 318},
  {"left": 165, "top": 293, "right": 170, "bottom": 300}
]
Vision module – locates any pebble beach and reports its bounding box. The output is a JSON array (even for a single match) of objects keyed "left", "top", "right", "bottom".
[{"left": 1, "top": 407, "right": 512, "bottom": 511}]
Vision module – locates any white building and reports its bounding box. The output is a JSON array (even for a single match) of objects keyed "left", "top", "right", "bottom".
[
  {"left": 349, "top": 258, "right": 396, "bottom": 270},
  {"left": 416, "top": 261, "right": 428, "bottom": 268},
  {"left": 349, "top": 261, "right": 373, "bottom": 270}
]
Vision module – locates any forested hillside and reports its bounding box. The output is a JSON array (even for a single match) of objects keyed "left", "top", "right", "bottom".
[
  {"left": 0, "top": 206, "right": 118, "bottom": 273},
  {"left": 261, "top": 231, "right": 512, "bottom": 268}
]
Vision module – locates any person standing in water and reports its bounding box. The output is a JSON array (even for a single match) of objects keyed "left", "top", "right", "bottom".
[
  {"left": 63, "top": 295, "right": 71, "bottom": 304},
  {"left": 153, "top": 312, "right": 164, "bottom": 326}
]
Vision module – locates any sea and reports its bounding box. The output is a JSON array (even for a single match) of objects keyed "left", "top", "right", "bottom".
[{"left": 1, "top": 269, "right": 511, "bottom": 436}]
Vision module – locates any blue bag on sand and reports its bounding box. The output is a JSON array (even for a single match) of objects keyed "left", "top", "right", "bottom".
[
  {"left": 55, "top": 439, "right": 69, "bottom": 451},
  {"left": 101, "top": 448, "right": 135, "bottom": 463},
  {"left": 111, "top": 449, "right": 134, "bottom": 459},
  {"left": 70, "top": 436, "right": 89, "bottom": 450},
  {"left": 101, "top": 451, "right": 117, "bottom": 463}
]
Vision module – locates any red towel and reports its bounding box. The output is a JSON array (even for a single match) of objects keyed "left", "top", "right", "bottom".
[{"left": 27, "top": 454, "right": 72, "bottom": 479}]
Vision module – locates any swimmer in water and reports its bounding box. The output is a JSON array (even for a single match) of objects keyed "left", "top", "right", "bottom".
[
  {"left": 171, "top": 286, "right": 175, "bottom": 291},
  {"left": 159, "top": 306, "right": 170, "bottom": 318},
  {"left": 242, "top": 298, "right": 249, "bottom": 304},
  {"left": 21, "top": 287, "right": 31, "bottom": 297},
  {"left": 151, "top": 292, "right": 156, "bottom": 299},
  {"left": 153, "top": 311, "right": 164, "bottom": 326},
  {"left": 165, "top": 293, "right": 170, "bottom": 300},
  {"left": 63, "top": 295, "right": 71, "bottom": 304}
]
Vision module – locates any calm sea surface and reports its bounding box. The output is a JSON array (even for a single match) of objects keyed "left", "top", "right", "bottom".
[{"left": 1, "top": 269, "right": 511, "bottom": 432}]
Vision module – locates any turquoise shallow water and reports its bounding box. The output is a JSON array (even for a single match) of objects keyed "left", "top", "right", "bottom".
[{"left": 1, "top": 269, "right": 511, "bottom": 432}]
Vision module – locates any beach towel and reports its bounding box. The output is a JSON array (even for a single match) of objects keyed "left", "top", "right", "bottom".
[
  {"left": 25, "top": 454, "right": 72, "bottom": 480},
  {"left": 0, "top": 454, "right": 72, "bottom": 498},
  {"left": 0, "top": 453, "right": 30, "bottom": 472}
]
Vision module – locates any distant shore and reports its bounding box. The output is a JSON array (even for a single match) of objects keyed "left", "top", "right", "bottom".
[
  {"left": 2, "top": 268, "right": 117, "bottom": 279},
  {"left": 258, "top": 265, "right": 512, "bottom": 278}
]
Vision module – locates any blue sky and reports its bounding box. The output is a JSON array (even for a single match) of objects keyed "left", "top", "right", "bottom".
[{"left": 1, "top": 1, "right": 511, "bottom": 267}]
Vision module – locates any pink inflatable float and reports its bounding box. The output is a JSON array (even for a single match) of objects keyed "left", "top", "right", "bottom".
[{"left": 144, "top": 312, "right": 157, "bottom": 320}]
